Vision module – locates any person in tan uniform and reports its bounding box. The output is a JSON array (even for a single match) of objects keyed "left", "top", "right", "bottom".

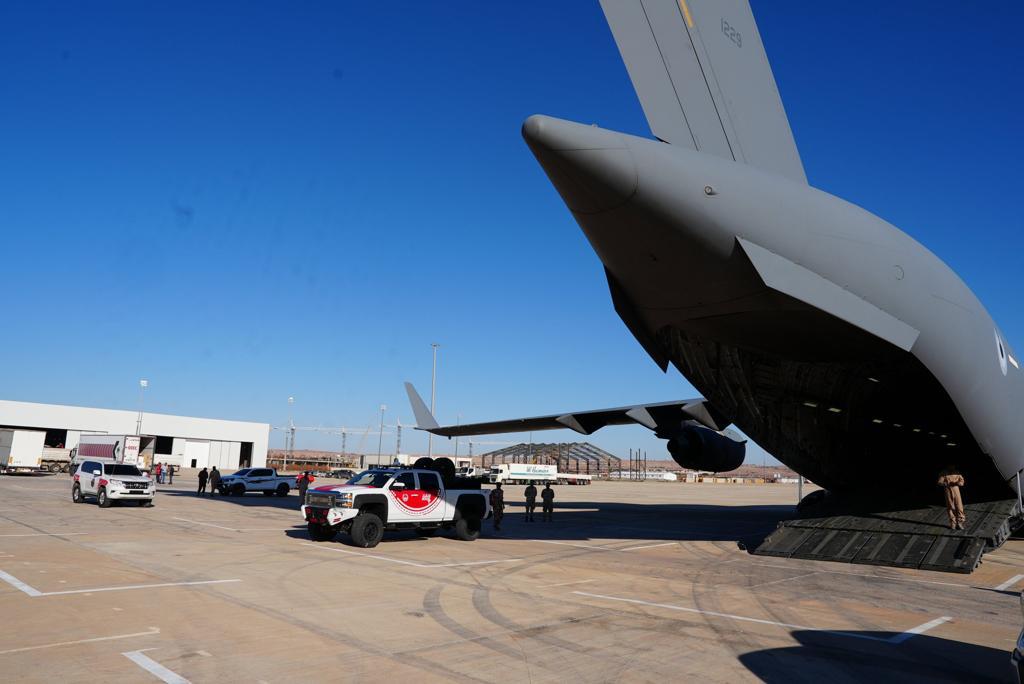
[{"left": 937, "top": 466, "right": 966, "bottom": 530}]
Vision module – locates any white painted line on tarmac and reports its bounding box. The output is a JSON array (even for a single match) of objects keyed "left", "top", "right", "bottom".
[
  {"left": 172, "top": 518, "right": 236, "bottom": 531},
  {"left": 122, "top": 649, "right": 191, "bottom": 683},
  {"left": 0, "top": 570, "right": 241, "bottom": 597},
  {"left": 303, "top": 543, "right": 521, "bottom": 568},
  {"left": 746, "top": 561, "right": 973, "bottom": 589},
  {"left": 0, "top": 569, "right": 42, "bottom": 596},
  {"left": 42, "top": 579, "right": 243, "bottom": 596},
  {"left": 172, "top": 517, "right": 295, "bottom": 533},
  {"left": 530, "top": 539, "right": 617, "bottom": 552},
  {"left": 0, "top": 532, "right": 89, "bottom": 537},
  {"left": 573, "top": 591, "right": 952, "bottom": 645},
  {"left": 749, "top": 571, "right": 820, "bottom": 588},
  {"left": 994, "top": 574, "right": 1024, "bottom": 591},
  {"left": 0, "top": 627, "right": 160, "bottom": 656},
  {"left": 887, "top": 616, "right": 953, "bottom": 644},
  {"left": 620, "top": 542, "right": 677, "bottom": 552},
  {"left": 540, "top": 579, "right": 598, "bottom": 588}
]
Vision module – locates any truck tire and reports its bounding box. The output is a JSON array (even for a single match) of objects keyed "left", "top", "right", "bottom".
[
  {"left": 308, "top": 523, "right": 338, "bottom": 542},
  {"left": 72, "top": 483, "right": 83, "bottom": 503},
  {"left": 350, "top": 512, "right": 384, "bottom": 548},
  {"left": 97, "top": 488, "right": 111, "bottom": 508},
  {"left": 276, "top": 483, "right": 290, "bottom": 497},
  {"left": 454, "top": 515, "right": 480, "bottom": 541},
  {"left": 231, "top": 484, "right": 245, "bottom": 496}
]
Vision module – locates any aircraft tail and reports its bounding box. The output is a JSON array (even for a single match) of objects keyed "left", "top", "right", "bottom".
[
  {"left": 404, "top": 382, "right": 440, "bottom": 431},
  {"left": 599, "top": 0, "right": 806, "bottom": 184}
]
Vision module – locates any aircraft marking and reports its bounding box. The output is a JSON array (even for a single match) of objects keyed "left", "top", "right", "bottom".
[{"left": 678, "top": 0, "right": 694, "bottom": 28}]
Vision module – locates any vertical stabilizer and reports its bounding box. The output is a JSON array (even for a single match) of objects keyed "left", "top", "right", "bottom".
[{"left": 599, "top": 0, "right": 806, "bottom": 184}]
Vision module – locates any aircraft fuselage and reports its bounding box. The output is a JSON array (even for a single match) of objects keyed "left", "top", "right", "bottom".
[{"left": 524, "top": 114, "right": 1023, "bottom": 500}]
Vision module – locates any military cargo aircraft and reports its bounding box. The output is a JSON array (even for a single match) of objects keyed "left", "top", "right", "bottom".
[{"left": 407, "top": 0, "right": 1022, "bottom": 572}]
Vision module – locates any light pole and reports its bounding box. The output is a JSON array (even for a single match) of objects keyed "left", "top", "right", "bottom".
[
  {"left": 377, "top": 404, "right": 387, "bottom": 463},
  {"left": 428, "top": 343, "right": 440, "bottom": 458},
  {"left": 453, "top": 413, "right": 461, "bottom": 462},
  {"left": 136, "top": 379, "right": 148, "bottom": 436},
  {"left": 286, "top": 396, "right": 295, "bottom": 471}
]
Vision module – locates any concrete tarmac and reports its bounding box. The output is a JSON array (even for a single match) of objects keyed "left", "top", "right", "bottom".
[{"left": 0, "top": 472, "right": 1020, "bottom": 683}]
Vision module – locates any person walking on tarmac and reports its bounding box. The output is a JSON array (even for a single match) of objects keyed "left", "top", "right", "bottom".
[
  {"left": 167, "top": 464, "right": 174, "bottom": 485},
  {"left": 489, "top": 482, "right": 505, "bottom": 531},
  {"left": 938, "top": 465, "right": 967, "bottom": 530},
  {"left": 197, "top": 467, "right": 208, "bottom": 495},
  {"left": 524, "top": 481, "right": 537, "bottom": 522},
  {"left": 209, "top": 466, "right": 221, "bottom": 496},
  {"left": 154, "top": 462, "right": 163, "bottom": 484},
  {"left": 541, "top": 483, "right": 555, "bottom": 522},
  {"left": 297, "top": 471, "right": 315, "bottom": 507}
]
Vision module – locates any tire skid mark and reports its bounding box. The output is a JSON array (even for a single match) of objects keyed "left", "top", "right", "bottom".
[{"left": 422, "top": 584, "right": 528, "bottom": 662}]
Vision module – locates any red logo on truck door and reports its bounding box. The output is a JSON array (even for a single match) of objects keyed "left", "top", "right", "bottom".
[{"left": 391, "top": 488, "right": 442, "bottom": 515}]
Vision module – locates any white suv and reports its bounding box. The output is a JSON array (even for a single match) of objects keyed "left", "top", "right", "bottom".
[{"left": 72, "top": 459, "right": 155, "bottom": 508}]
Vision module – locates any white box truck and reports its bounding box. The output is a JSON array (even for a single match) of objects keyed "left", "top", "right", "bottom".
[
  {"left": 0, "top": 429, "right": 46, "bottom": 474},
  {"left": 488, "top": 463, "right": 558, "bottom": 485},
  {"left": 70, "top": 434, "right": 142, "bottom": 473}
]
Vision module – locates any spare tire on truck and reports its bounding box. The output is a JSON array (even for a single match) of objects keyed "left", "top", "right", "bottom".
[
  {"left": 412, "top": 457, "right": 434, "bottom": 470},
  {"left": 431, "top": 457, "right": 456, "bottom": 485}
]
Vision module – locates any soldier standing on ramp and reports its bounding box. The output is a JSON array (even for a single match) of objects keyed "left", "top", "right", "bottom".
[
  {"left": 489, "top": 482, "right": 505, "bottom": 531},
  {"left": 541, "top": 483, "right": 555, "bottom": 522},
  {"left": 197, "top": 467, "right": 208, "bottom": 495},
  {"left": 938, "top": 465, "right": 966, "bottom": 530},
  {"left": 524, "top": 481, "right": 537, "bottom": 522}
]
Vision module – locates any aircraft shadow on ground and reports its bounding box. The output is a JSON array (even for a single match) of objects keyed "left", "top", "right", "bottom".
[
  {"left": 739, "top": 630, "right": 1011, "bottom": 684},
  {"left": 159, "top": 485, "right": 792, "bottom": 547}
]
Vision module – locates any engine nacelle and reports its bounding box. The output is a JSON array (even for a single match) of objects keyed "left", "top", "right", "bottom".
[{"left": 664, "top": 423, "right": 746, "bottom": 472}]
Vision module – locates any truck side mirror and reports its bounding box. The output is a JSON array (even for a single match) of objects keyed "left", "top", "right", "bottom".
[
  {"left": 390, "top": 482, "right": 406, "bottom": 490},
  {"left": 92, "top": 470, "right": 101, "bottom": 476}
]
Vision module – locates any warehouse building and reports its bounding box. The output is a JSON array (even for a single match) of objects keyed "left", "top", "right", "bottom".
[{"left": 0, "top": 399, "right": 269, "bottom": 470}]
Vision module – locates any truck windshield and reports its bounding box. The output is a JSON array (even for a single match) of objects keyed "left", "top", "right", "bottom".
[
  {"left": 347, "top": 470, "right": 394, "bottom": 488},
  {"left": 104, "top": 464, "right": 142, "bottom": 476},
  {"left": 232, "top": 469, "right": 252, "bottom": 477}
]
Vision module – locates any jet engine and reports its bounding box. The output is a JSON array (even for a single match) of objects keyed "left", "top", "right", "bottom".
[{"left": 662, "top": 421, "right": 746, "bottom": 472}]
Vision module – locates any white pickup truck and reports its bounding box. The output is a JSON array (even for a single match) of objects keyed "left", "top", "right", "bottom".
[
  {"left": 301, "top": 467, "right": 491, "bottom": 548},
  {"left": 217, "top": 468, "right": 293, "bottom": 497}
]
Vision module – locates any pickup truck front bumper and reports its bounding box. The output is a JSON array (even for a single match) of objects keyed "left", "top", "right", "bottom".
[{"left": 302, "top": 505, "right": 357, "bottom": 527}]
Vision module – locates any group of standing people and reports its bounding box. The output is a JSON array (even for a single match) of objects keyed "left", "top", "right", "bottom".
[
  {"left": 152, "top": 462, "right": 174, "bottom": 484},
  {"left": 197, "top": 466, "right": 221, "bottom": 495},
  {"left": 488, "top": 481, "right": 555, "bottom": 531}
]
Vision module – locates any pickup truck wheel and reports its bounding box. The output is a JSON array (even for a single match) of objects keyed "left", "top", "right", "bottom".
[
  {"left": 415, "top": 528, "right": 438, "bottom": 537},
  {"left": 350, "top": 513, "right": 384, "bottom": 548},
  {"left": 454, "top": 515, "right": 480, "bottom": 541},
  {"left": 72, "top": 484, "right": 83, "bottom": 503},
  {"left": 231, "top": 484, "right": 245, "bottom": 496},
  {"left": 308, "top": 523, "right": 338, "bottom": 542},
  {"left": 97, "top": 488, "right": 111, "bottom": 508},
  {"left": 276, "top": 484, "right": 290, "bottom": 497}
]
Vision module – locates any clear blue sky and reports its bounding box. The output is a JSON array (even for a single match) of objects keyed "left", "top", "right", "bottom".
[{"left": 1, "top": 2, "right": 1021, "bottom": 465}]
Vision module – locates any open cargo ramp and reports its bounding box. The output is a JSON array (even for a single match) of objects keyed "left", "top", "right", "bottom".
[{"left": 754, "top": 495, "right": 1021, "bottom": 574}]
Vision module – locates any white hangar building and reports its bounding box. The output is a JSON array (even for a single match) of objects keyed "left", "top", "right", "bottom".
[{"left": 0, "top": 399, "right": 269, "bottom": 470}]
